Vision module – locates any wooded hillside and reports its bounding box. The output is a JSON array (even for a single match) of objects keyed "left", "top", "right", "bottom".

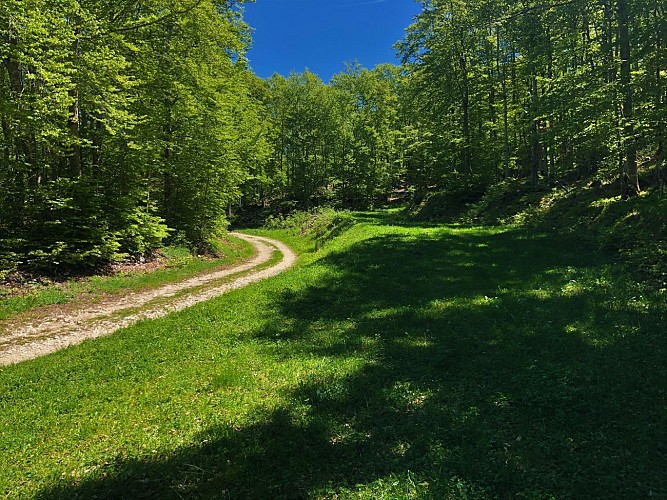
[
  {"left": 1, "top": 0, "right": 665, "bottom": 275},
  {"left": 398, "top": 0, "right": 665, "bottom": 196}
]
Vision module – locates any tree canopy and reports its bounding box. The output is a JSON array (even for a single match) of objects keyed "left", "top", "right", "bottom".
[
  {"left": 1, "top": 0, "right": 664, "bottom": 274},
  {"left": 1, "top": 0, "right": 266, "bottom": 272},
  {"left": 397, "top": 0, "right": 666, "bottom": 196}
]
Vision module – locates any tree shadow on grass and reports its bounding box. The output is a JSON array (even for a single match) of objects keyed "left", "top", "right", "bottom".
[{"left": 38, "top": 228, "right": 666, "bottom": 498}]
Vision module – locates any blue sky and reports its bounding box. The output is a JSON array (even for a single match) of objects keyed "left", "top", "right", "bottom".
[{"left": 242, "top": 0, "right": 421, "bottom": 83}]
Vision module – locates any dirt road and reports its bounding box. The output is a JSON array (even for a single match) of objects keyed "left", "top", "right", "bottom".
[{"left": 0, "top": 233, "right": 296, "bottom": 366}]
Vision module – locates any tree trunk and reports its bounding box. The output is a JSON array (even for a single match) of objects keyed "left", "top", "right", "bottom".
[
  {"left": 68, "top": 30, "right": 82, "bottom": 178},
  {"left": 91, "top": 119, "right": 102, "bottom": 178},
  {"left": 655, "top": 9, "right": 665, "bottom": 191},
  {"left": 68, "top": 87, "right": 82, "bottom": 177},
  {"left": 461, "top": 54, "right": 471, "bottom": 176},
  {"left": 530, "top": 72, "right": 540, "bottom": 186},
  {"left": 1, "top": 65, "right": 12, "bottom": 170},
  {"left": 618, "top": 0, "right": 639, "bottom": 197},
  {"left": 501, "top": 38, "right": 510, "bottom": 179}
]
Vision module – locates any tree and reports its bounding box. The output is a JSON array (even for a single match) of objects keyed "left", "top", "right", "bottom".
[
  {"left": 1, "top": 0, "right": 264, "bottom": 272},
  {"left": 398, "top": 0, "right": 665, "bottom": 197}
]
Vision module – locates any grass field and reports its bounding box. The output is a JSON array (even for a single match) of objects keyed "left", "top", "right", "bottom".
[{"left": 1, "top": 213, "right": 665, "bottom": 498}]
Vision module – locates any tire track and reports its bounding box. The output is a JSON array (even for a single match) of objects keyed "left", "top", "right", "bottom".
[{"left": 0, "top": 233, "right": 296, "bottom": 366}]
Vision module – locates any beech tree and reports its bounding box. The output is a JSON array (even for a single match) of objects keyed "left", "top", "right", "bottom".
[
  {"left": 398, "top": 0, "right": 666, "bottom": 195},
  {"left": 252, "top": 64, "right": 405, "bottom": 210},
  {"left": 2, "top": 0, "right": 664, "bottom": 275},
  {"left": 0, "top": 0, "right": 265, "bottom": 272}
]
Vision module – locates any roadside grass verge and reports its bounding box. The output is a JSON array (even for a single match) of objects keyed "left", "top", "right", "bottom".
[
  {"left": 0, "top": 214, "right": 665, "bottom": 498},
  {"left": 0, "top": 234, "right": 254, "bottom": 321},
  {"left": 97, "top": 248, "right": 285, "bottom": 324}
]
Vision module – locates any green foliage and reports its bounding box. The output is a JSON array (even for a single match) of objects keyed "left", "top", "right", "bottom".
[
  {"left": 246, "top": 64, "right": 406, "bottom": 211},
  {"left": 418, "top": 177, "right": 667, "bottom": 288},
  {"left": 18, "top": 179, "right": 123, "bottom": 271},
  {"left": 0, "top": 245, "right": 20, "bottom": 281},
  {"left": 114, "top": 205, "right": 171, "bottom": 258},
  {"left": 409, "top": 173, "right": 491, "bottom": 220},
  {"left": 2, "top": 0, "right": 666, "bottom": 277},
  {"left": 0, "top": 0, "right": 265, "bottom": 273},
  {"left": 265, "top": 207, "right": 354, "bottom": 246},
  {"left": 158, "top": 245, "right": 193, "bottom": 262},
  {"left": 398, "top": 0, "right": 666, "bottom": 197}
]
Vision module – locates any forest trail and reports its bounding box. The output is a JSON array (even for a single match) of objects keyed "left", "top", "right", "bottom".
[{"left": 0, "top": 233, "right": 296, "bottom": 366}]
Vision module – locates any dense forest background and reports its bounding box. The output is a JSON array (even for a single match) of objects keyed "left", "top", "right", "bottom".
[{"left": 1, "top": 0, "right": 665, "bottom": 274}]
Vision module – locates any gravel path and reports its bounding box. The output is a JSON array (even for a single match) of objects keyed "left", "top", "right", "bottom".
[{"left": 0, "top": 233, "right": 296, "bottom": 366}]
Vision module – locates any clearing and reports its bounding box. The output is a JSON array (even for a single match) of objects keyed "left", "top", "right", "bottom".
[{"left": 0, "top": 214, "right": 664, "bottom": 498}]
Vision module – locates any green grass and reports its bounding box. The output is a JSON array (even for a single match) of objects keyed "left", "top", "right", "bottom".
[
  {"left": 0, "top": 234, "right": 254, "bottom": 321},
  {"left": 0, "top": 213, "right": 665, "bottom": 498},
  {"left": 414, "top": 178, "right": 667, "bottom": 289}
]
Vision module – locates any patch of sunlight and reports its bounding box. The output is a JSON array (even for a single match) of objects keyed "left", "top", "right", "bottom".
[
  {"left": 626, "top": 295, "right": 652, "bottom": 312},
  {"left": 391, "top": 441, "right": 412, "bottom": 457},
  {"left": 564, "top": 321, "right": 616, "bottom": 347},
  {"left": 547, "top": 267, "right": 612, "bottom": 296},
  {"left": 587, "top": 337, "right": 616, "bottom": 347},
  {"left": 328, "top": 433, "right": 349, "bottom": 446},
  {"left": 364, "top": 306, "right": 410, "bottom": 320},
  {"left": 590, "top": 195, "right": 622, "bottom": 208},
  {"left": 546, "top": 265, "right": 578, "bottom": 278},
  {"left": 400, "top": 332, "right": 434, "bottom": 349},
  {"left": 451, "top": 225, "right": 506, "bottom": 235},
  {"left": 524, "top": 289, "right": 552, "bottom": 300},
  {"left": 426, "top": 295, "right": 499, "bottom": 314},
  {"left": 428, "top": 298, "right": 454, "bottom": 310},
  {"left": 426, "top": 298, "right": 468, "bottom": 312},
  {"left": 537, "top": 193, "right": 555, "bottom": 207},
  {"left": 354, "top": 332, "right": 383, "bottom": 353},
  {"left": 460, "top": 405, "right": 480, "bottom": 424},
  {"left": 490, "top": 392, "right": 512, "bottom": 409},
  {"left": 561, "top": 280, "right": 586, "bottom": 296},
  {"left": 475, "top": 295, "right": 500, "bottom": 305},
  {"left": 593, "top": 276, "right": 612, "bottom": 288},
  {"left": 621, "top": 209, "right": 641, "bottom": 221},
  {"left": 384, "top": 381, "right": 433, "bottom": 413},
  {"left": 335, "top": 470, "right": 431, "bottom": 497}
]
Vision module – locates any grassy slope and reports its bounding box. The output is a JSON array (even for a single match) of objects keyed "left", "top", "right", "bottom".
[
  {"left": 414, "top": 179, "right": 667, "bottom": 289},
  {"left": 1, "top": 214, "right": 665, "bottom": 498},
  {"left": 0, "top": 235, "right": 254, "bottom": 321}
]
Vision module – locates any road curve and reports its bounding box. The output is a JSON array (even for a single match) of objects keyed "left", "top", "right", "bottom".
[{"left": 0, "top": 233, "right": 296, "bottom": 366}]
